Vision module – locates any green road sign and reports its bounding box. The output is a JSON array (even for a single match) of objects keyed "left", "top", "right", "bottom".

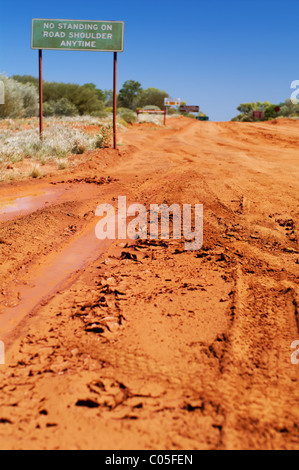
[{"left": 31, "top": 19, "right": 124, "bottom": 52}]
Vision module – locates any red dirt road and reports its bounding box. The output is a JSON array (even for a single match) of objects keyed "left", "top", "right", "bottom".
[{"left": 0, "top": 117, "right": 298, "bottom": 449}]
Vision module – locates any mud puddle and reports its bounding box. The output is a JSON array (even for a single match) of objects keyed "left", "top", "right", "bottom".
[
  {"left": 0, "top": 221, "right": 112, "bottom": 339},
  {"left": 0, "top": 188, "right": 64, "bottom": 222}
]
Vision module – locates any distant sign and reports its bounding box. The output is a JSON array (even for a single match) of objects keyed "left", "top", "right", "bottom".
[
  {"left": 180, "top": 105, "right": 199, "bottom": 113},
  {"left": 31, "top": 19, "right": 124, "bottom": 52},
  {"left": 252, "top": 111, "right": 264, "bottom": 120},
  {"left": 164, "top": 97, "right": 180, "bottom": 106}
]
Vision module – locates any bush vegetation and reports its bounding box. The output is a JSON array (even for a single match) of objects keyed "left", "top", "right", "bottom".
[
  {"left": 94, "top": 125, "right": 112, "bottom": 148},
  {"left": 0, "top": 75, "right": 38, "bottom": 118},
  {"left": 231, "top": 100, "right": 299, "bottom": 121},
  {"left": 5, "top": 75, "right": 174, "bottom": 118},
  {"left": 0, "top": 123, "right": 96, "bottom": 164},
  {"left": 1, "top": 74, "right": 207, "bottom": 120},
  {"left": 117, "top": 108, "right": 137, "bottom": 124}
]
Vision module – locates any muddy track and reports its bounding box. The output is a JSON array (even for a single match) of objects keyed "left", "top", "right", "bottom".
[{"left": 0, "top": 117, "right": 298, "bottom": 449}]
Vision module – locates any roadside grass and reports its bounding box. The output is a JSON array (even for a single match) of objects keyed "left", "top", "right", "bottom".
[
  {"left": 28, "top": 164, "right": 42, "bottom": 179},
  {"left": 56, "top": 159, "right": 68, "bottom": 170},
  {"left": 0, "top": 116, "right": 122, "bottom": 182},
  {"left": 0, "top": 112, "right": 172, "bottom": 182}
]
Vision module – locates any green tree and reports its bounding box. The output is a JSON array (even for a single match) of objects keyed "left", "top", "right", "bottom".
[
  {"left": 0, "top": 75, "right": 23, "bottom": 118},
  {"left": 83, "top": 83, "right": 106, "bottom": 102},
  {"left": 264, "top": 104, "right": 279, "bottom": 120},
  {"left": 12, "top": 75, "right": 39, "bottom": 88},
  {"left": 104, "top": 89, "right": 113, "bottom": 107},
  {"left": 0, "top": 75, "right": 38, "bottom": 118},
  {"left": 42, "top": 81, "right": 104, "bottom": 115},
  {"left": 22, "top": 82, "right": 39, "bottom": 117},
  {"left": 237, "top": 102, "right": 258, "bottom": 114},
  {"left": 137, "top": 88, "right": 168, "bottom": 110},
  {"left": 53, "top": 98, "right": 77, "bottom": 116},
  {"left": 118, "top": 80, "right": 142, "bottom": 110},
  {"left": 43, "top": 102, "right": 55, "bottom": 117},
  {"left": 233, "top": 101, "right": 274, "bottom": 121},
  {"left": 281, "top": 99, "right": 299, "bottom": 116}
]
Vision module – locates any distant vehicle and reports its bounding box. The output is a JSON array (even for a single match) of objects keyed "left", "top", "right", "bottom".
[{"left": 196, "top": 116, "right": 209, "bottom": 121}]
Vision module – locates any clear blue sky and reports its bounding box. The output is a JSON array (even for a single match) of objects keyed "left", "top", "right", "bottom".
[{"left": 0, "top": 0, "right": 298, "bottom": 120}]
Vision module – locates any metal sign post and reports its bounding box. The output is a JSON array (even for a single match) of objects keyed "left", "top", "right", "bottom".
[
  {"left": 32, "top": 19, "right": 124, "bottom": 147},
  {"left": 113, "top": 52, "right": 117, "bottom": 149},
  {"left": 39, "top": 49, "right": 43, "bottom": 141}
]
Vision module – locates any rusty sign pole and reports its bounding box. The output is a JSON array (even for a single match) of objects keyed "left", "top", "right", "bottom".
[
  {"left": 38, "top": 49, "right": 43, "bottom": 141},
  {"left": 113, "top": 52, "right": 117, "bottom": 149}
]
